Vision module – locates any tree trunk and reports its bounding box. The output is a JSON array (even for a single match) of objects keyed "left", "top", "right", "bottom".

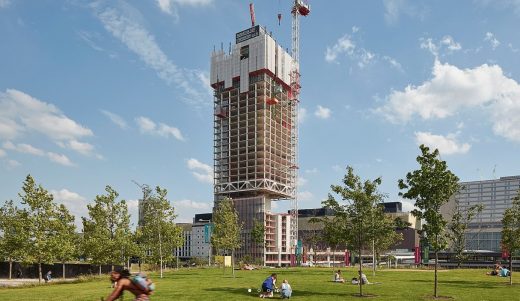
[
  {"left": 62, "top": 262, "right": 66, "bottom": 279},
  {"left": 509, "top": 253, "right": 513, "bottom": 286},
  {"left": 159, "top": 230, "right": 163, "bottom": 279},
  {"left": 38, "top": 262, "right": 42, "bottom": 284},
  {"left": 359, "top": 247, "right": 363, "bottom": 297},
  {"left": 99, "top": 264, "right": 102, "bottom": 276},
  {"left": 372, "top": 239, "right": 376, "bottom": 276},
  {"left": 8, "top": 259, "right": 12, "bottom": 280},
  {"left": 332, "top": 250, "right": 335, "bottom": 270},
  {"left": 231, "top": 249, "right": 235, "bottom": 278},
  {"left": 434, "top": 251, "right": 438, "bottom": 298}
]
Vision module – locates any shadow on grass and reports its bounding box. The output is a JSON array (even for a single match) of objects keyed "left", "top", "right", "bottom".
[{"left": 406, "top": 279, "right": 507, "bottom": 289}]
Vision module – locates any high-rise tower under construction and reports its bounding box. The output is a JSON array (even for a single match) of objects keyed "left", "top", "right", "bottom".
[{"left": 210, "top": 25, "right": 298, "bottom": 264}]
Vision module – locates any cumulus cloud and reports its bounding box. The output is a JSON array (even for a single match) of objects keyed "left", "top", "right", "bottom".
[
  {"left": 376, "top": 60, "right": 520, "bottom": 142},
  {"left": 101, "top": 109, "right": 128, "bottom": 129},
  {"left": 420, "top": 36, "right": 462, "bottom": 57},
  {"left": 0, "top": 89, "right": 99, "bottom": 159},
  {"left": 297, "top": 176, "right": 307, "bottom": 186},
  {"left": 187, "top": 158, "right": 213, "bottom": 184},
  {"left": 314, "top": 105, "right": 331, "bottom": 119},
  {"left": 93, "top": 2, "right": 210, "bottom": 108},
  {"left": 415, "top": 132, "right": 471, "bottom": 155},
  {"left": 135, "top": 116, "right": 184, "bottom": 140},
  {"left": 176, "top": 199, "right": 212, "bottom": 209},
  {"left": 325, "top": 32, "right": 401, "bottom": 70},
  {"left": 3, "top": 141, "right": 75, "bottom": 166},
  {"left": 51, "top": 189, "right": 88, "bottom": 228},
  {"left": 484, "top": 32, "right": 500, "bottom": 50}
]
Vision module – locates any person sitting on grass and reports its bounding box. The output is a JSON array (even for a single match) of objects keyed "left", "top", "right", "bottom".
[
  {"left": 44, "top": 271, "right": 52, "bottom": 283},
  {"left": 486, "top": 262, "right": 501, "bottom": 276},
  {"left": 104, "top": 269, "right": 151, "bottom": 301},
  {"left": 356, "top": 270, "right": 369, "bottom": 285},
  {"left": 499, "top": 266, "right": 511, "bottom": 277},
  {"left": 334, "top": 270, "right": 345, "bottom": 283},
  {"left": 260, "top": 273, "right": 277, "bottom": 298},
  {"left": 280, "top": 279, "right": 292, "bottom": 299}
]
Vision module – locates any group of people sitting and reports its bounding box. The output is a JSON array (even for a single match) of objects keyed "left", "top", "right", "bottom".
[
  {"left": 334, "top": 269, "right": 369, "bottom": 285},
  {"left": 487, "top": 262, "right": 511, "bottom": 277},
  {"left": 260, "top": 273, "right": 292, "bottom": 299}
]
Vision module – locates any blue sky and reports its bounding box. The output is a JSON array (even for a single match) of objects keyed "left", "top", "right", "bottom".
[{"left": 1, "top": 0, "right": 519, "bottom": 228}]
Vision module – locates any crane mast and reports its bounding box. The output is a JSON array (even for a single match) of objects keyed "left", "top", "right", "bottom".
[{"left": 289, "top": 0, "right": 309, "bottom": 265}]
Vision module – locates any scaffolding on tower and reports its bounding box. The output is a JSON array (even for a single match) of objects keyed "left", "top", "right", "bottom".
[{"left": 289, "top": 0, "right": 310, "bottom": 265}]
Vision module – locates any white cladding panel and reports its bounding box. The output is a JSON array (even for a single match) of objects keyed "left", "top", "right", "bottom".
[{"left": 210, "top": 27, "right": 292, "bottom": 92}]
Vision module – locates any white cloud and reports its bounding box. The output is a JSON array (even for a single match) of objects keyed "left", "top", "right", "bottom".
[
  {"left": 187, "top": 158, "right": 213, "bottom": 184},
  {"left": 315, "top": 105, "right": 331, "bottom": 119},
  {"left": 297, "top": 176, "right": 307, "bottom": 186},
  {"left": 176, "top": 199, "right": 212, "bottom": 210},
  {"left": 156, "top": 0, "right": 213, "bottom": 19},
  {"left": 325, "top": 35, "right": 355, "bottom": 63},
  {"left": 420, "top": 36, "right": 462, "bottom": 57},
  {"left": 101, "top": 110, "right": 128, "bottom": 129},
  {"left": 6, "top": 159, "right": 20, "bottom": 168},
  {"left": 484, "top": 32, "right": 500, "bottom": 50},
  {"left": 51, "top": 189, "right": 88, "bottom": 228},
  {"left": 47, "top": 152, "right": 74, "bottom": 166},
  {"left": 0, "top": 0, "right": 10, "bottom": 8},
  {"left": 0, "top": 89, "right": 93, "bottom": 141},
  {"left": 332, "top": 165, "right": 342, "bottom": 172},
  {"left": 135, "top": 116, "right": 184, "bottom": 141},
  {"left": 376, "top": 60, "right": 520, "bottom": 142},
  {"left": 441, "top": 35, "right": 462, "bottom": 51},
  {"left": 298, "top": 191, "right": 313, "bottom": 202},
  {"left": 94, "top": 3, "right": 210, "bottom": 108},
  {"left": 3, "top": 141, "right": 45, "bottom": 156},
  {"left": 415, "top": 132, "right": 471, "bottom": 155},
  {"left": 299, "top": 107, "right": 307, "bottom": 123},
  {"left": 325, "top": 34, "right": 402, "bottom": 70},
  {"left": 0, "top": 149, "right": 5, "bottom": 157}
]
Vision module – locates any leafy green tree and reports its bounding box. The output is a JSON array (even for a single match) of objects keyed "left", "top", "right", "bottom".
[
  {"left": 310, "top": 216, "right": 344, "bottom": 269},
  {"left": 19, "top": 175, "right": 59, "bottom": 283},
  {"left": 52, "top": 204, "right": 78, "bottom": 279},
  {"left": 448, "top": 202, "right": 484, "bottom": 268},
  {"left": 211, "top": 198, "right": 242, "bottom": 277},
  {"left": 323, "top": 166, "right": 385, "bottom": 297},
  {"left": 502, "top": 190, "right": 520, "bottom": 285},
  {"left": 399, "top": 145, "right": 460, "bottom": 298},
  {"left": 250, "top": 218, "right": 265, "bottom": 265},
  {"left": 139, "top": 186, "right": 183, "bottom": 278},
  {"left": 0, "top": 200, "right": 28, "bottom": 279},
  {"left": 82, "top": 186, "right": 132, "bottom": 274}
]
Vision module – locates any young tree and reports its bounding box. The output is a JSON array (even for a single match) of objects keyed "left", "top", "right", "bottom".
[
  {"left": 0, "top": 200, "right": 28, "bottom": 279},
  {"left": 139, "top": 186, "right": 183, "bottom": 278},
  {"left": 502, "top": 190, "right": 520, "bottom": 286},
  {"left": 448, "top": 202, "right": 484, "bottom": 268},
  {"left": 211, "top": 198, "right": 242, "bottom": 277},
  {"left": 19, "top": 175, "right": 59, "bottom": 283},
  {"left": 398, "top": 145, "right": 460, "bottom": 298},
  {"left": 82, "top": 186, "right": 132, "bottom": 274},
  {"left": 323, "top": 166, "right": 386, "bottom": 297},
  {"left": 250, "top": 218, "right": 265, "bottom": 265},
  {"left": 53, "top": 204, "right": 78, "bottom": 279}
]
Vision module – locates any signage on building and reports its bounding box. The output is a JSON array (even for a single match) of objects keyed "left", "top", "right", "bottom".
[{"left": 236, "top": 25, "right": 260, "bottom": 44}]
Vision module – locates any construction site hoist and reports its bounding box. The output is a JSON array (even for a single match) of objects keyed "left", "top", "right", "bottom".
[{"left": 288, "top": 0, "right": 309, "bottom": 266}]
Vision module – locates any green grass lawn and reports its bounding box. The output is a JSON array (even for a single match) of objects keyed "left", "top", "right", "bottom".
[{"left": 0, "top": 267, "right": 517, "bottom": 301}]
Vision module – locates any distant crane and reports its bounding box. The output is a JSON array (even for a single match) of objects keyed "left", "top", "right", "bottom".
[{"left": 131, "top": 180, "right": 152, "bottom": 227}]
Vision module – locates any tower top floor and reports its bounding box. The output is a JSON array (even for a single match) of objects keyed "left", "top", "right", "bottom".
[{"left": 210, "top": 25, "right": 294, "bottom": 94}]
